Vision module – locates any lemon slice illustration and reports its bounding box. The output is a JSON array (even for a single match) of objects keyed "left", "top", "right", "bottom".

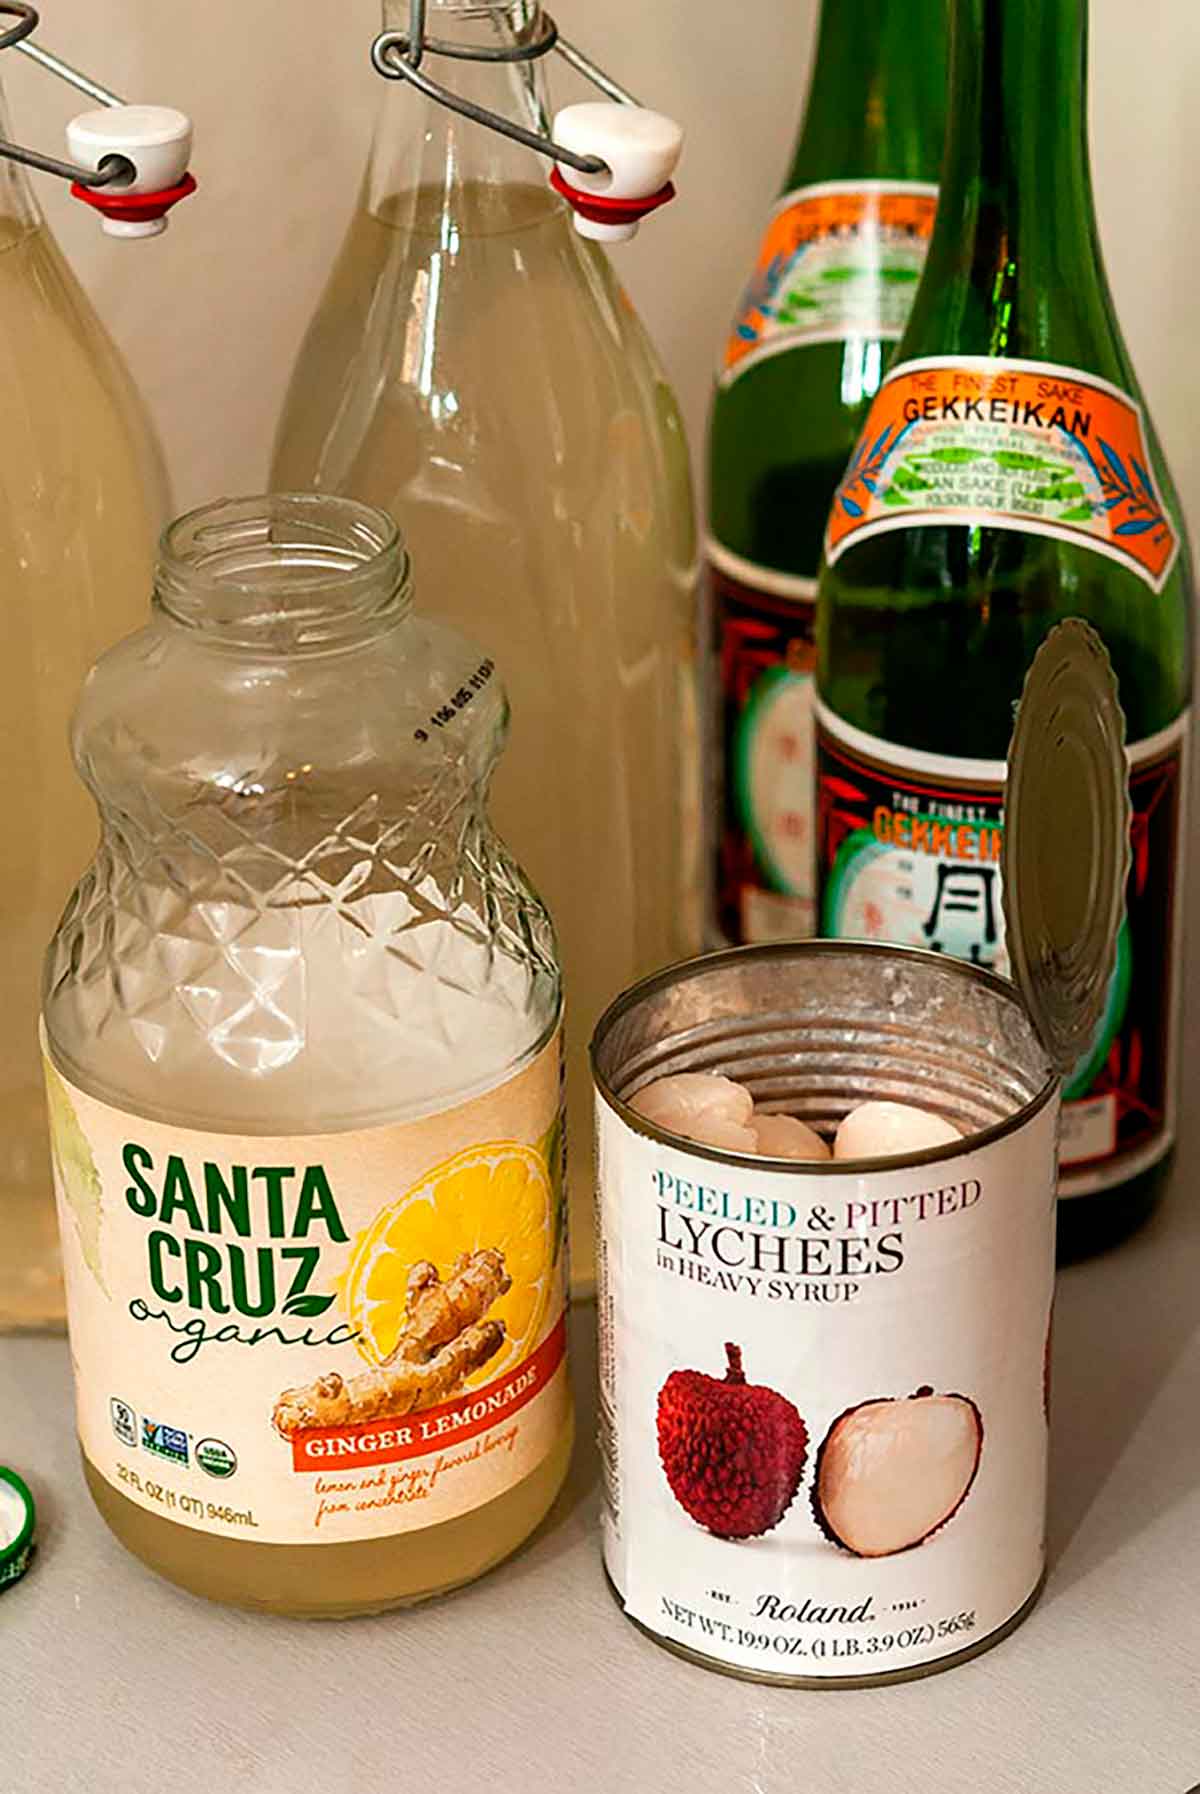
[{"left": 342, "top": 1141, "right": 554, "bottom": 1383}]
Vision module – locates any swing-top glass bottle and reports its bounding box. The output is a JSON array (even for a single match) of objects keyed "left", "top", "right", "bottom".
[
  {"left": 0, "top": 68, "right": 168, "bottom": 1331},
  {"left": 272, "top": 0, "right": 701, "bottom": 1292}
]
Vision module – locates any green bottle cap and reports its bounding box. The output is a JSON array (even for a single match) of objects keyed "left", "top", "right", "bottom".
[
  {"left": 0, "top": 1467, "right": 36, "bottom": 1590},
  {"left": 1004, "top": 619, "right": 1132, "bottom": 1075}
]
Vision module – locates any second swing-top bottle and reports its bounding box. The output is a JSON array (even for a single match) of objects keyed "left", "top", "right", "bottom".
[{"left": 272, "top": 0, "right": 701, "bottom": 1289}]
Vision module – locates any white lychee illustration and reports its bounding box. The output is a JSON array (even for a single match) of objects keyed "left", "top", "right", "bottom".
[{"left": 812, "top": 1387, "right": 983, "bottom": 1557}]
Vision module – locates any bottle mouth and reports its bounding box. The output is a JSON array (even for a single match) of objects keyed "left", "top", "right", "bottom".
[
  {"left": 384, "top": 0, "right": 539, "bottom": 14},
  {"left": 380, "top": 0, "right": 543, "bottom": 37},
  {"left": 155, "top": 494, "right": 413, "bottom": 650}
]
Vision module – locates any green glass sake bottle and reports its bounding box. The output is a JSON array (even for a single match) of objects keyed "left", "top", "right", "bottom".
[
  {"left": 816, "top": 0, "right": 1193, "bottom": 1257},
  {"left": 708, "top": 0, "right": 948, "bottom": 946}
]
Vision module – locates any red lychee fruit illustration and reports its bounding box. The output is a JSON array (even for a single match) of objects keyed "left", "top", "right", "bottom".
[
  {"left": 656, "top": 1342, "right": 808, "bottom": 1539},
  {"left": 811, "top": 1387, "right": 983, "bottom": 1558}
]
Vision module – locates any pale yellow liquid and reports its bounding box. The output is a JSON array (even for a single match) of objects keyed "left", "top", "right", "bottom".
[
  {"left": 86, "top": 1423, "right": 574, "bottom": 1618},
  {"left": 273, "top": 184, "right": 701, "bottom": 1291},
  {"left": 71, "top": 888, "right": 575, "bottom": 1620},
  {"left": 0, "top": 213, "right": 165, "bottom": 1330},
  {"left": 77, "top": 1010, "right": 575, "bottom": 1617}
]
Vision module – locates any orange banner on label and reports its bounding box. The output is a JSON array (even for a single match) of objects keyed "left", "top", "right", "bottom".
[
  {"left": 825, "top": 356, "right": 1179, "bottom": 591},
  {"left": 289, "top": 1316, "right": 568, "bottom": 1473},
  {"left": 723, "top": 181, "right": 938, "bottom": 381}
]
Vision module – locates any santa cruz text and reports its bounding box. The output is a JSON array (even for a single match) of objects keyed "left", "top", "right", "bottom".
[{"left": 122, "top": 1143, "right": 348, "bottom": 1323}]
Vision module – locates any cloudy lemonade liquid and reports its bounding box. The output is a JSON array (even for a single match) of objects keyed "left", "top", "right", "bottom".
[
  {"left": 76, "top": 975, "right": 574, "bottom": 1616},
  {"left": 273, "top": 178, "right": 699, "bottom": 1293},
  {"left": 0, "top": 208, "right": 165, "bottom": 1330}
]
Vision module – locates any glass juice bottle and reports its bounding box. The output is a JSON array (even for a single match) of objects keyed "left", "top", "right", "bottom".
[
  {"left": 816, "top": 0, "right": 1193, "bottom": 1256},
  {"left": 708, "top": 0, "right": 947, "bottom": 945},
  {"left": 0, "top": 81, "right": 169, "bottom": 1332},
  {"left": 43, "top": 496, "right": 572, "bottom": 1614},
  {"left": 271, "top": 0, "right": 699, "bottom": 1290}
]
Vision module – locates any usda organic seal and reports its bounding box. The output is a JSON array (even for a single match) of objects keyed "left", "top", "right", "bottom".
[
  {"left": 196, "top": 1438, "right": 237, "bottom": 1480},
  {"left": 0, "top": 1467, "right": 36, "bottom": 1590}
]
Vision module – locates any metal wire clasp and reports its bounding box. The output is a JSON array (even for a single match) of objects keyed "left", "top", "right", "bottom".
[
  {"left": 0, "top": 3, "right": 135, "bottom": 188},
  {"left": 370, "top": 0, "right": 640, "bottom": 177}
]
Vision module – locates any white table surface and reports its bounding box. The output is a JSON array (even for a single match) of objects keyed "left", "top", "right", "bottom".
[{"left": 4, "top": 1139, "right": 1200, "bottom": 1794}]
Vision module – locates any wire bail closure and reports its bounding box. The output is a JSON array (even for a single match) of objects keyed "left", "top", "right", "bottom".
[
  {"left": 0, "top": 4, "right": 196, "bottom": 233},
  {"left": 371, "top": 1, "right": 640, "bottom": 178},
  {"left": 0, "top": 4, "right": 133, "bottom": 189}
]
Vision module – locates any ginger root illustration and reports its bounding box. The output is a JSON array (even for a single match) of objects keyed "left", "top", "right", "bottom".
[
  {"left": 395, "top": 1249, "right": 510, "bottom": 1361},
  {"left": 340, "top": 1142, "right": 554, "bottom": 1376},
  {"left": 273, "top": 1249, "right": 510, "bottom": 1437},
  {"left": 812, "top": 1387, "right": 983, "bottom": 1557},
  {"left": 656, "top": 1342, "right": 809, "bottom": 1539}
]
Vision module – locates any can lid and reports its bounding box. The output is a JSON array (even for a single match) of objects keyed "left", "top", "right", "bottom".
[
  {"left": 0, "top": 1466, "right": 36, "bottom": 1591},
  {"left": 1004, "top": 620, "right": 1131, "bottom": 1075}
]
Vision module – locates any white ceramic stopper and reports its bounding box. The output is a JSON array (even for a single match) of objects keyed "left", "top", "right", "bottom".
[
  {"left": 553, "top": 103, "right": 682, "bottom": 242},
  {"left": 67, "top": 105, "right": 193, "bottom": 238}
]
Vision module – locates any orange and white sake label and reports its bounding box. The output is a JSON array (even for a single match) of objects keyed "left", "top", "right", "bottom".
[
  {"left": 45, "top": 1031, "right": 568, "bottom": 1544},
  {"left": 722, "top": 181, "right": 938, "bottom": 383},
  {"left": 825, "top": 355, "right": 1180, "bottom": 592}
]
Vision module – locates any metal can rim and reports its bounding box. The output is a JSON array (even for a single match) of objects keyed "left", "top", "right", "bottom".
[{"left": 590, "top": 938, "right": 1059, "bottom": 1176}]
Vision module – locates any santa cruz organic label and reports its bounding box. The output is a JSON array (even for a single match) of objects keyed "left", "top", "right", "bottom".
[
  {"left": 597, "top": 1086, "right": 1055, "bottom": 1681},
  {"left": 711, "top": 544, "right": 818, "bottom": 943},
  {"left": 825, "top": 356, "right": 1180, "bottom": 593},
  {"left": 45, "top": 1033, "right": 568, "bottom": 1543},
  {"left": 815, "top": 706, "right": 1189, "bottom": 1192},
  {"left": 722, "top": 181, "right": 938, "bottom": 383}
]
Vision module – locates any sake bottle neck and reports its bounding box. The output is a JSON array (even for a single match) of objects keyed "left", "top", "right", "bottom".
[
  {"left": 787, "top": 0, "right": 949, "bottom": 187},
  {"left": 925, "top": 0, "right": 1103, "bottom": 348},
  {"left": 368, "top": 0, "right": 560, "bottom": 215}
]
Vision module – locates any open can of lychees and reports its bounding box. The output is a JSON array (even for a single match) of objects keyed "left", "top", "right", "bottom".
[{"left": 590, "top": 621, "right": 1131, "bottom": 1686}]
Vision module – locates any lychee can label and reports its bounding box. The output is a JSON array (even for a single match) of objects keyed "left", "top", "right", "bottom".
[
  {"left": 595, "top": 1056, "right": 1056, "bottom": 1682},
  {"left": 45, "top": 1032, "right": 568, "bottom": 1544}
]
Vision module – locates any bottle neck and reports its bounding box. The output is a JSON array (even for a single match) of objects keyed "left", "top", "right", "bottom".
[
  {"left": 154, "top": 496, "right": 412, "bottom": 653},
  {"left": 926, "top": 0, "right": 1101, "bottom": 347},
  {"left": 368, "top": 0, "right": 559, "bottom": 216},
  {"left": 787, "top": 0, "right": 949, "bottom": 188}
]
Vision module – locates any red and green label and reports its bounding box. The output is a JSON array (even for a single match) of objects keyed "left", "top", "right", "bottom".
[
  {"left": 816, "top": 705, "right": 1189, "bottom": 1192},
  {"left": 711, "top": 551, "right": 817, "bottom": 944}
]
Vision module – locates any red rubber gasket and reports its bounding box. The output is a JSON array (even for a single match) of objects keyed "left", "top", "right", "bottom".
[
  {"left": 549, "top": 166, "right": 674, "bottom": 226},
  {"left": 70, "top": 171, "right": 198, "bottom": 224}
]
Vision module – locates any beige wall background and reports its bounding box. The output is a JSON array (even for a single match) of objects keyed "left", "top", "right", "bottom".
[{"left": 4, "top": 0, "right": 1198, "bottom": 531}]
